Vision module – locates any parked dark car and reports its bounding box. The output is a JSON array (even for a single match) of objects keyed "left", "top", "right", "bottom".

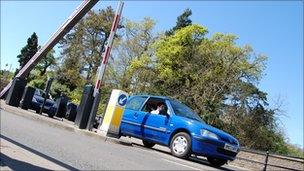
[
  {"left": 30, "top": 89, "right": 56, "bottom": 115},
  {"left": 65, "top": 102, "right": 78, "bottom": 121}
]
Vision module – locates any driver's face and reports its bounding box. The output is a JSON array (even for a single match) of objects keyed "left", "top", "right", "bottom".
[{"left": 159, "top": 105, "right": 165, "bottom": 110}]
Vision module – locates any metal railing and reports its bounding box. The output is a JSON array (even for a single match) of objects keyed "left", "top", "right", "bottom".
[{"left": 237, "top": 148, "right": 304, "bottom": 171}]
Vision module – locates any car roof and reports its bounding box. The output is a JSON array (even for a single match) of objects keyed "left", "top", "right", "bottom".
[
  {"left": 130, "top": 94, "right": 170, "bottom": 100},
  {"left": 35, "top": 88, "right": 44, "bottom": 92}
]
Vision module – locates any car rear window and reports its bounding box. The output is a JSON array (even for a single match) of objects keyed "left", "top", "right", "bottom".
[{"left": 125, "top": 96, "right": 147, "bottom": 111}]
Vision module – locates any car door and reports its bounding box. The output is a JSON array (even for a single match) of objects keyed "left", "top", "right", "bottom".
[
  {"left": 141, "top": 99, "right": 172, "bottom": 144},
  {"left": 120, "top": 96, "right": 148, "bottom": 138}
]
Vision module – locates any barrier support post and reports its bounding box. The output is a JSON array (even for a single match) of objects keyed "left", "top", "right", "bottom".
[{"left": 263, "top": 151, "right": 269, "bottom": 171}]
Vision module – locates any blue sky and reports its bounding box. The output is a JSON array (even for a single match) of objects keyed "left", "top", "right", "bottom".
[{"left": 1, "top": 1, "right": 303, "bottom": 147}]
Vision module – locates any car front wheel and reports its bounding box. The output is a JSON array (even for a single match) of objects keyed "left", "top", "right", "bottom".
[
  {"left": 170, "top": 132, "right": 191, "bottom": 158},
  {"left": 207, "top": 157, "right": 227, "bottom": 167}
]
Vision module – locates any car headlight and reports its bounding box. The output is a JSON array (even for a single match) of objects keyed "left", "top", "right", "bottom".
[{"left": 201, "top": 129, "right": 219, "bottom": 140}]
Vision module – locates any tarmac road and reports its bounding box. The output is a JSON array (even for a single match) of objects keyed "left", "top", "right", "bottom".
[{"left": 0, "top": 107, "right": 243, "bottom": 170}]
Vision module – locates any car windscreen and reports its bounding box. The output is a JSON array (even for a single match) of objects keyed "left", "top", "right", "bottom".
[
  {"left": 170, "top": 99, "right": 204, "bottom": 123},
  {"left": 35, "top": 89, "right": 43, "bottom": 96},
  {"left": 34, "top": 89, "right": 53, "bottom": 100}
]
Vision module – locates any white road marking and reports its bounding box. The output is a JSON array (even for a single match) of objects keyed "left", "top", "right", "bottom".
[
  {"left": 163, "top": 158, "right": 200, "bottom": 170},
  {"left": 228, "top": 164, "right": 249, "bottom": 171}
]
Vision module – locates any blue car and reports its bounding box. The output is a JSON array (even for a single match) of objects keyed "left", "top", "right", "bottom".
[{"left": 120, "top": 95, "right": 240, "bottom": 167}]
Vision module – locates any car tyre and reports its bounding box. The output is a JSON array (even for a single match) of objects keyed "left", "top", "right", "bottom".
[
  {"left": 170, "top": 132, "right": 191, "bottom": 158},
  {"left": 47, "top": 112, "right": 55, "bottom": 118},
  {"left": 142, "top": 140, "right": 155, "bottom": 148},
  {"left": 207, "top": 157, "right": 227, "bottom": 167}
]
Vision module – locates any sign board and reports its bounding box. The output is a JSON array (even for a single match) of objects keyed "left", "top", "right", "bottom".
[
  {"left": 117, "top": 94, "right": 127, "bottom": 106},
  {"left": 99, "top": 89, "right": 128, "bottom": 137}
]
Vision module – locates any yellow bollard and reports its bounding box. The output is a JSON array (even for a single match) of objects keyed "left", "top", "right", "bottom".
[{"left": 99, "top": 89, "right": 128, "bottom": 138}]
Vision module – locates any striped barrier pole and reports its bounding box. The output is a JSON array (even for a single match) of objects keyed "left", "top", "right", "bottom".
[{"left": 93, "top": 1, "right": 124, "bottom": 97}]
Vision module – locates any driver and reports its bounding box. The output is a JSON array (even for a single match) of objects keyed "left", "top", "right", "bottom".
[{"left": 151, "top": 102, "right": 166, "bottom": 114}]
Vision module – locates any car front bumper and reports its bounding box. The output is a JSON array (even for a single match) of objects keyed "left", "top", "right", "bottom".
[
  {"left": 31, "top": 102, "right": 54, "bottom": 112},
  {"left": 192, "top": 135, "right": 239, "bottom": 161}
]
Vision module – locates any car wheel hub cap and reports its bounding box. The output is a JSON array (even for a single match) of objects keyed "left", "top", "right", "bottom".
[{"left": 173, "top": 136, "right": 187, "bottom": 154}]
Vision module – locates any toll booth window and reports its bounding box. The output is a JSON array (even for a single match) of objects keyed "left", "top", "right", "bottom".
[{"left": 125, "top": 96, "right": 147, "bottom": 111}]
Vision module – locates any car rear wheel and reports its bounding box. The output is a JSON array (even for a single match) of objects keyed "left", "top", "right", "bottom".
[
  {"left": 207, "top": 157, "right": 227, "bottom": 167},
  {"left": 142, "top": 140, "right": 155, "bottom": 148},
  {"left": 170, "top": 132, "right": 191, "bottom": 158}
]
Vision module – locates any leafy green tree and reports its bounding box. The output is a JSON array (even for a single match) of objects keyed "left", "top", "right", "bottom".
[
  {"left": 17, "top": 32, "right": 38, "bottom": 67},
  {"left": 59, "top": 7, "right": 118, "bottom": 85},
  {"left": 56, "top": 49, "right": 84, "bottom": 91},
  {"left": 36, "top": 48, "right": 57, "bottom": 76},
  {"left": 28, "top": 70, "right": 47, "bottom": 90},
  {"left": 285, "top": 144, "right": 304, "bottom": 158},
  {"left": 84, "top": 17, "right": 159, "bottom": 115},
  {"left": 110, "top": 17, "right": 157, "bottom": 93},
  {"left": 165, "top": 8, "right": 192, "bottom": 36},
  {"left": 54, "top": 6, "right": 121, "bottom": 106},
  {"left": 219, "top": 79, "right": 290, "bottom": 152},
  {"left": 15, "top": 32, "right": 38, "bottom": 77},
  {"left": 153, "top": 25, "right": 266, "bottom": 121},
  {"left": 0, "top": 69, "right": 14, "bottom": 91},
  {"left": 50, "top": 6, "right": 120, "bottom": 114}
]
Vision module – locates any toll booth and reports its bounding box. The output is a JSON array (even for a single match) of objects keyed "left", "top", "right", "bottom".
[{"left": 99, "top": 89, "right": 128, "bottom": 138}]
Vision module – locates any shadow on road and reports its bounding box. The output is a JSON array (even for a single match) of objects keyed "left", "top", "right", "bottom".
[
  {"left": 0, "top": 153, "right": 50, "bottom": 171},
  {"left": 188, "top": 156, "right": 234, "bottom": 171},
  {"left": 127, "top": 141, "right": 234, "bottom": 171},
  {"left": 0, "top": 135, "right": 78, "bottom": 171}
]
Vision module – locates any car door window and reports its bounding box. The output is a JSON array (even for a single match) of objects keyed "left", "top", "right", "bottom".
[
  {"left": 125, "top": 96, "right": 147, "bottom": 111},
  {"left": 140, "top": 98, "right": 171, "bottom": 143},
  {"left": 142, "top": 98, "right": 168, "bottom": 115}
]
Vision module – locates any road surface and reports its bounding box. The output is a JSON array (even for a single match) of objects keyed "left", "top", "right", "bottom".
[{"left": 0, "top": 107, "right": 243, "bottom": 170}]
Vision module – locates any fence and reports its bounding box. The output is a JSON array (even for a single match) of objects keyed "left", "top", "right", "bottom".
[{"left": 230, "top": 148, "right": 304, "bottom": 170}]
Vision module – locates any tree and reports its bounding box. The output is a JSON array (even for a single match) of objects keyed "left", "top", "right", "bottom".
[
  {"left": 56, "top": 48, "right": 84, "bottom": 91},
  {"left": 154, "top": 26, "right": 267, "bottom": 124},
  {"left": 109, "top": 17, "right": 157, "bottom": 93},
  {"left": 15, "top": 32, "right": 38, "bottom": 77},
  {"left": 0, "top": 69, "right": 14, "bottom": 91},
  {"left": 58, "top": 7, "right": 118, "bottom": 84},
  {"left": 51, "top": 6, "right": 122, "bottom": 114},
  {"left": 36, "top": 48, "right": 56, "bottom": 76},
  {"left": 165, "top": 8, "right": 192, "bottom": 36},
  {"left": 26, "top": 47, "right": 57, "bottom": 86},
  {"left": 55, "top": 6, "right": 118, "bottom": 93},
  {"left": 17, "top": 33, "right": 38, "bottom": 68}
]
